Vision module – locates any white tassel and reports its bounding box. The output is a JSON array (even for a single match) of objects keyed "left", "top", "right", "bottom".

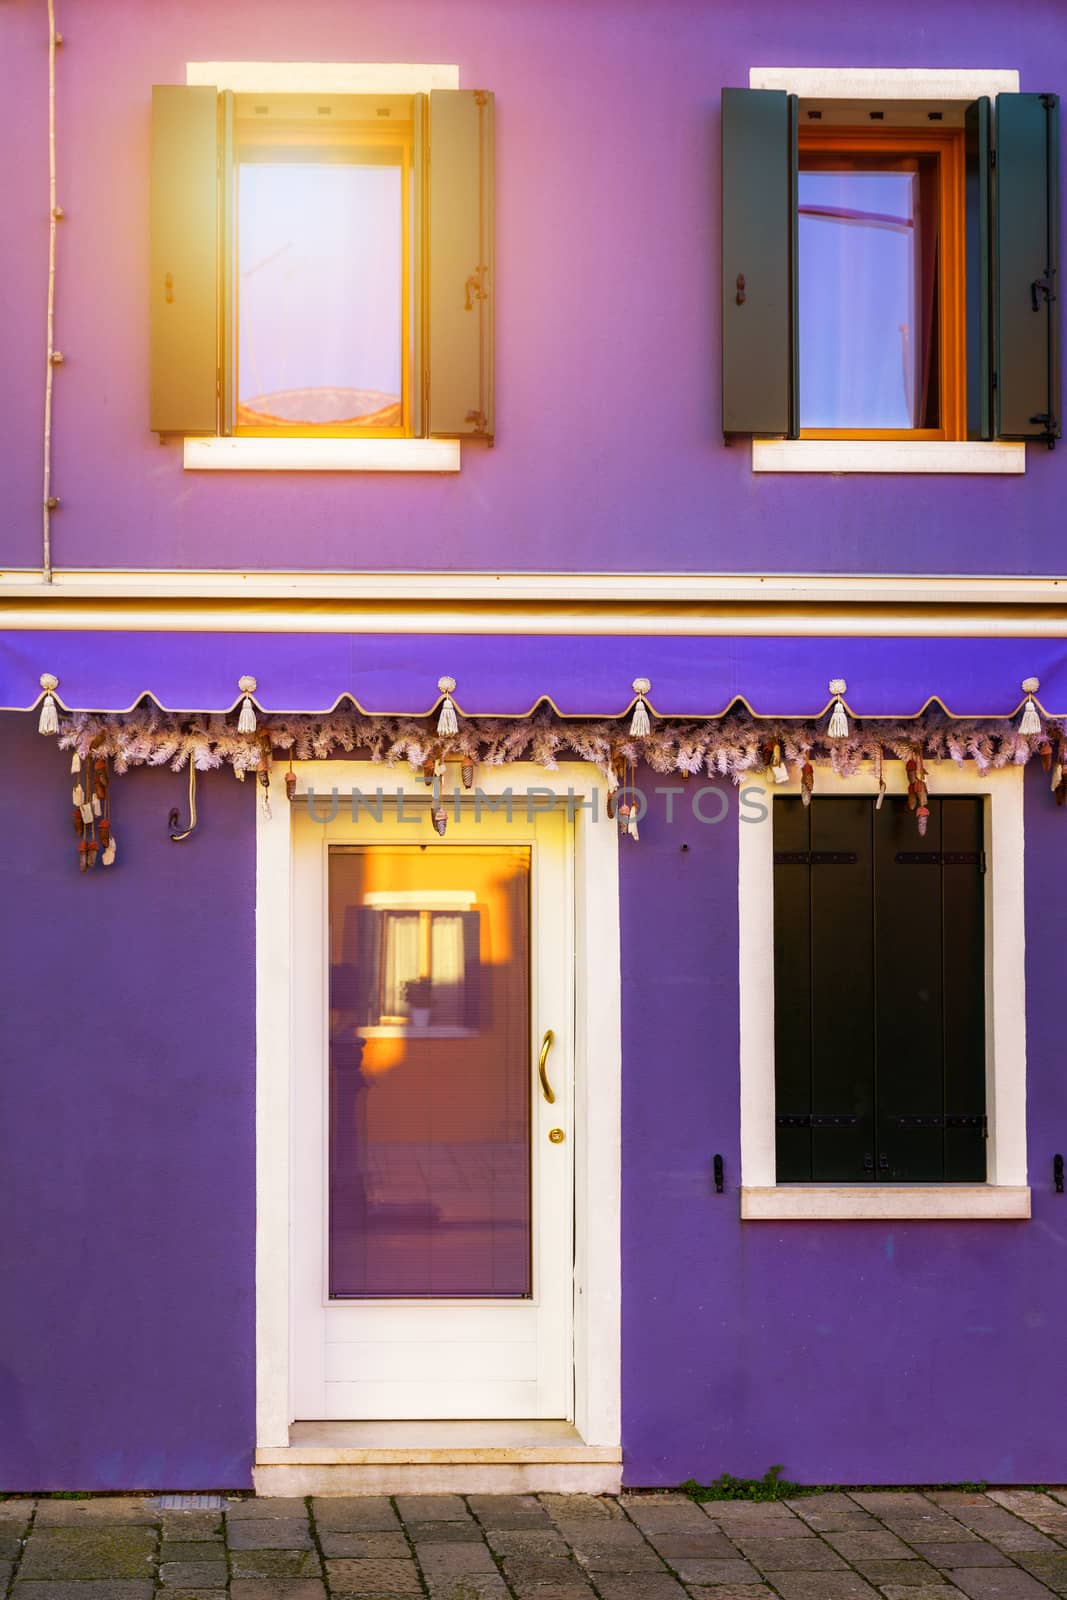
[
  {"left": 80, "top": 802, "right": 94, "bottom": 826},
  {"left": 38, "top": 673, "right": 59, "bottom": 735},
  {"left": 437, "top": 676, "right": 459, "bottom": 736},
  {"left": 237, "top": 675, "right": 258, "bottom": 734},
  {"left": 92, "top": 794, "right": 101, "bottom": 818},
  {"left": 1019, "top": 677, "right": 1042, "bottom": 737},
  {"left": 627, "top": 806, "right": 640, "bottom": 840},
  {"left": 234, "top": 766, "right": 246, "bottom": 782},
  {"left": 629, "top": 677, "right": 652, "bottom": 737},
  {"left": 72, "top": 783, "right": 84, "bottom": 807},
  {"left": 102, "top": 834, "right": 116, "bottom": 867},
  {"left": 827, "top": 678, "right": 849, "bottom": 740},
  {"left": 70, "top": 752, "right": 81, "bottom": 775}
]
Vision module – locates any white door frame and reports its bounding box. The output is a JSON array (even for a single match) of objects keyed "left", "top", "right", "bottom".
[{"left": 255, "top": 760, "right": 621, "bottom": 1451}]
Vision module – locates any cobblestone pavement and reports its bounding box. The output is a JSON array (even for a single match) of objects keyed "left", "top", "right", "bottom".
[{"left": 5, "top": 1487, "right": 1067, "bottom": 1600}]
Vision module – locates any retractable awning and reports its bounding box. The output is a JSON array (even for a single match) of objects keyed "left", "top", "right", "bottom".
[{"left": 3, "top": 631, "right": 1067, "bottom": 721}]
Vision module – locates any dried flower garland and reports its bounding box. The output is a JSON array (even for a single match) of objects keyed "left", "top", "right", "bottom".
[
  {"left": 51, "top": 704, "right": 1063, "bottom": 783},
  {"left": 45, "top": 706, "right": 1067, "bottom": 867}
]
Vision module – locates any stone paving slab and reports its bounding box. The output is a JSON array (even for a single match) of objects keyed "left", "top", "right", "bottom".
[{"left": 5, "top": 1486, "right": 1067, "bottom": 1597}]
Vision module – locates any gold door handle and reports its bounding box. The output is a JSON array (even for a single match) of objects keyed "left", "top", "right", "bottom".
[{"left": 537, "top": 1029, "right": 556, "bottom": 1104}]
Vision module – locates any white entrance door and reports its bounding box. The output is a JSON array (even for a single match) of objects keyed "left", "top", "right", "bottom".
[{"left": 291, "top": 801, "right": 573, "bottom": 1421}]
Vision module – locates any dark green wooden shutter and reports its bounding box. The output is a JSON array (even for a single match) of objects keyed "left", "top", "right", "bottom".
[
  {"left": 774, "top": 797, "right": 986, "bottom": 1184},
  {"left": 995, "top": 92, "right": 1060, "bottom": 443},
  {"left": 721, "top": 88, "right": 798, "bottom": 438},
  {"left": 426, "top": 89, "right": 494, "bottom": 440},
  {"left": 965, "top": 98, "right": 993, "bottom": 440},
  {"left": 150, "top": 86, "right": 219, "bottom": 435}
]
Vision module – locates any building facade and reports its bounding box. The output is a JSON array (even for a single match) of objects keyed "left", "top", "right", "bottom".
[{"left": 1, "top": 0, "right": 1065, "bottom": 1493}]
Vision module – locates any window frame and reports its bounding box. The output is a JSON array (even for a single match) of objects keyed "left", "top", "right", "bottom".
[
  {"left": 229, "top": 93, "right": 416, "bottom": 441},
  {"left": 738, "top": 760, "right": 1030, "bottom": 1220},
  {"left": 796, "top": 124, "right": 966, "bottom": 442},
  {"left": 745, "top": 65, "right": 1028, "bottom": 475},
  {"left": 180, "top": 63, "right": 465, "bottom": 474}
]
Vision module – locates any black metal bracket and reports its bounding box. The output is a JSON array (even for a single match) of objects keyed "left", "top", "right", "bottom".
[
  {"left": 773, "top": 851, "right": 858, "bottom": 866},
  {"left": 1055, "top": 1153, "right": 1064, "bottom": 1194},
  {"left": 713, "top": 1154, "right": 725, "bottom": 1194},
  {"left": 895, "top": 1114, "right": 988, "bottom": 1133}
]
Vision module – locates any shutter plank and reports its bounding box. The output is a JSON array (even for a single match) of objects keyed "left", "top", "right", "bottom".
[
  {"left": 773, "top": 799, "right": 813, "bottom": 1181},
  {"left": 809, "top": 800, "right": 874, "bottom": 1182},
  {"left": 427, "top": 89, "right": 494, "bottom": 440},
  {"left": 965, "top": 98, "right": 992, "bottom": 439},
  {"left": 941, "top": 799, "right": 987, "bottom": 1182},
  {"left": 995, "top": 92, "right": 1060, "bottom": 441},
  {"left": 150, "top": 86, "right": 219, "bottom": 435},
  {"left": 875, "top": 798, "right": 945, "bottom": 1181},
  {"left": 721, "top": 88, "right": 797, "bottom": 437}
]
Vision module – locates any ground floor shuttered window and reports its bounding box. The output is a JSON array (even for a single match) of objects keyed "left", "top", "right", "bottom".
[{"left": 773, "top": 795, "right": 987, "bottom": 1184}]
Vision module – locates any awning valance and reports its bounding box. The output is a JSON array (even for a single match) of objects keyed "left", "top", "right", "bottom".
[{"left": 4, "top": 631, "right": 1067, "bottom": 720}]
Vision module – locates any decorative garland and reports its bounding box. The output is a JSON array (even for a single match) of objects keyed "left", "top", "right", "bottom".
[
  {"left": 42, "top": 705, "right": 1067, "bottom": 866},
  {"left": 53, "top": 704, "right": 1062, "bottom": 786}
]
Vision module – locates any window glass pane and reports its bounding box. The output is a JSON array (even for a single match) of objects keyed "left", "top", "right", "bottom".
[
  {"left": 329, "top": 847, "right": 531, "bottom": 1298},
  {"left": 238, "top": 161, "right": 402, "bottom": 427},
  {"left": 799, "top": 161, "right": 938, "bottom": 429}
]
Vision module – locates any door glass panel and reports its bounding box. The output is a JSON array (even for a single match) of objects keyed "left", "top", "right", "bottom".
[{"left": 328, "top": 846, "right": 532, "bottom": 1298}]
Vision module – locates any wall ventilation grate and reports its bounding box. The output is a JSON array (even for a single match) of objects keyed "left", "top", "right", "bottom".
[{"left": 156, "top": 1494, "right": 225, "bottom": 1510}]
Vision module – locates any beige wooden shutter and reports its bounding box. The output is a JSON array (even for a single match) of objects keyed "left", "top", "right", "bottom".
[
  {"left": 426, "top": 89, "right": 494, "bottom": 440},
  {"left": 150, "top": 86, "right": 219, "bottom": 435}
]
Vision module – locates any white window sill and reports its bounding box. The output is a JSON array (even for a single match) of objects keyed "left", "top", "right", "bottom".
[
  {"left": 740, "top": 1185, "right": 1031, "bottom": 1221},
  {"left": 752, "top": 441, "right": 1025, "bottom": 475},
  {"left": 183, "top": 438, "right": 461, "bottom": 473}
]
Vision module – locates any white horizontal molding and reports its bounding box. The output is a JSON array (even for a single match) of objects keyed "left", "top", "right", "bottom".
[
  {"left": 740, "top": 1186, "right": 1032, "bottom": 1221},
  {"left": 183, "top": 438, "right": 461, "bottom": 474},
  {"left": 753, "top": 441, "right": 1026, "bottom": 476},
  {"left": 187, "top": 61, "right": 459, "bottom": 93},
  {"left": 749, "top": 67, "right": 1020, "bottom": 99},
  {"left": 4, "top": 571, "right": 1067, "bottom": 604}
]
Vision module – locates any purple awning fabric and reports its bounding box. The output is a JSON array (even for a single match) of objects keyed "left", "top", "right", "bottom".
[{"left": 3, "top": 631, "right": 1067, "bottom": 719}]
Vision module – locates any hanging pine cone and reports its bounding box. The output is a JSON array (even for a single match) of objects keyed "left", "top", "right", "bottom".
[
  {"left": 432, "top": 807, "right": 448, "bottom": 836},
  {"left": 422, "top": 757, "right": 436, "bottom": 786},
  {"left": 916, "top": 804, "right": 930, "bottom": 837},
  {"left": 801, "top": 761, "right": 814, "bottom": 806},
  {"left": 72, "top": 805, "right": 84, "bottom": 836},
  {"left": 461, "top": 761, "right": 475, "bottom": 790},
  {"left": 285, "top": 770, "right": 298, "bottom": 802},
  {"left": 1039, "top": 739, "right": 1052, "bottom": 772}
]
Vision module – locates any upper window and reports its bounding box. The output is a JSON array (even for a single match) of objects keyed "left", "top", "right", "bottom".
[
  {"left": 234, "top": 95, "right": 412, "bottom": 436},
  {"left": 150, "top": 85, "right": 494, "bottom": 442},
  {"left": 721, "top": 88, "right": 1060, "bottom": 446},
  {"left": 798, "top": 127, "right": 963, "bottom": 438}
]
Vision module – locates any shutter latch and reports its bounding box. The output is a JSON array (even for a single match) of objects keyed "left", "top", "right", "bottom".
[{"left": 1031, "top": 272, "right": 1055, "bottom": 312}]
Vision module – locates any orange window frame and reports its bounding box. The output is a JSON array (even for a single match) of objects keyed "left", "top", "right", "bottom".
[
  {"left": 232, "top": 106, "right": 414, "bottom": 440},
  {"left": 797, "top": 125, "right": 966, "bottom": 442}
]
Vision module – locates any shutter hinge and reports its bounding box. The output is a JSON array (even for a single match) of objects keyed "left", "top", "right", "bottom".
[
  {"left": 776, "top": 1113, "right": 859, "bottom": 1129},
  {"left": 773, "top": 850, "right": 858, "bottom": 866},
  {"left": 894, "top": 1114, "right": 988, "bottom": 1134}
]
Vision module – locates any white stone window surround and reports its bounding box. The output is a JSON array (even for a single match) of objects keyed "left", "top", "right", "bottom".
[
  {"left": 183, "top": 63, "right": 462, "bottom": 474},
  {"left": 747, "top": 66, "right": 1026, "bottom": 477},
  {"left": 738, "top": 761, "right": 1031, "bottom": 1220}
]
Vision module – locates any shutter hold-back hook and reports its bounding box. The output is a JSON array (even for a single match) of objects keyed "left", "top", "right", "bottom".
[{"left": 169, "top": 762, "right": 198, "bottom": 841}]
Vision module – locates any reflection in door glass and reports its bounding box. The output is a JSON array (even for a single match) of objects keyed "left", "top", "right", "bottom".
[{"left": 328, "top": 846, "right": 532, "bottom": 1298}]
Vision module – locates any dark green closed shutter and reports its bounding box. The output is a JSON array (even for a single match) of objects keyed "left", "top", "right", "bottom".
[
  {"left": 426, "top": 89, "right": 495, "bottom": 441},
  {"left": 774, "top": 797, "right": 986, "bottom": 1184},
  {"left": 721, "top": 87, "right": 798, "bottom": 438},
  {"left": 150, "top": 86, "right": 219, "bottom": 435},
  {"left": 995, "top": 92, "right": 1060, "bottom": 443}
]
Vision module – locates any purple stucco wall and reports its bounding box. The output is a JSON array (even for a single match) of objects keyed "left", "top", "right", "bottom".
[
  {"left": 620, "top": 760, "right": 1067, "bottom": 1486},
  {"left": 2, "top": 0, "right": 1063, "bottom": 576},
  {"left": 0, "top": 716, "right": 256, "bottom": 1491}
]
